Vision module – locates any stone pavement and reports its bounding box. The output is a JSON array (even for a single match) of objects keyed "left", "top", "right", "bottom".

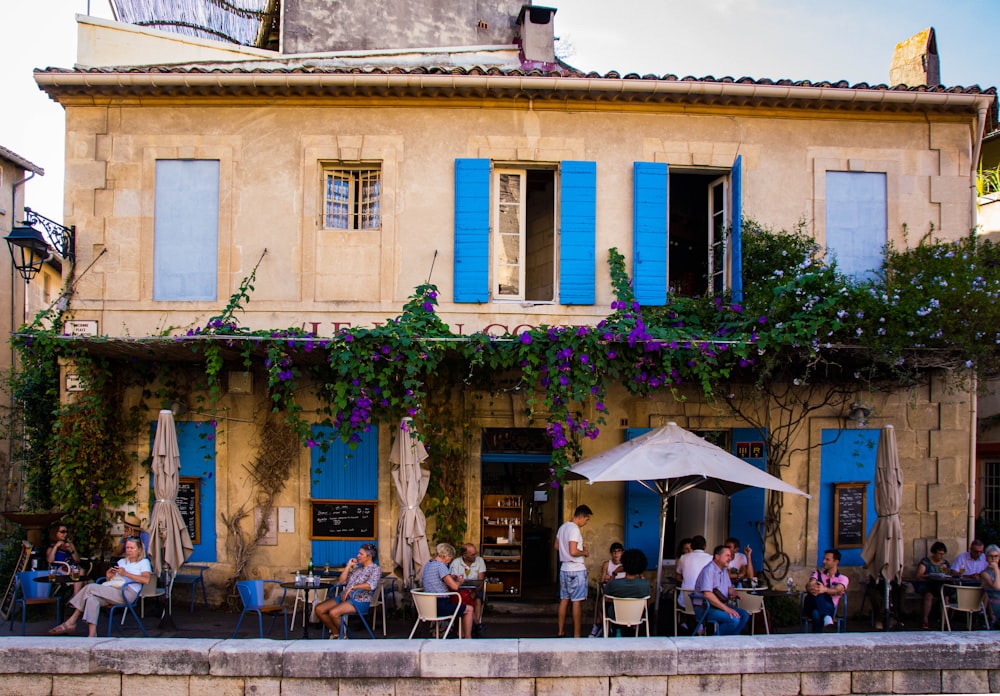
[{"left": 2, "top": 591, "right": 933, "bottom": 641}]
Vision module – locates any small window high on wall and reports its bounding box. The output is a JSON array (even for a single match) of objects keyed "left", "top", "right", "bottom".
[
  {"left": 323, "top": 164, "right": 382, "bottom": 231},
  {"left": 153, "top": 160, "right": 220, "bottom": 301},
  {"left": 825, "top": 171, "right": 887, "bottom": 280}
]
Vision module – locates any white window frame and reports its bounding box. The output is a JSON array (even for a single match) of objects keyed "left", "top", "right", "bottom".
[
  {"left": 322, "top": 164, "right": 382, "bottom": 231},
  {"left": 707, "top": 175, "right": 728, "bottom": 295},
  {"left": 493, "top": 167, "right": 527, "bottom": 300}
]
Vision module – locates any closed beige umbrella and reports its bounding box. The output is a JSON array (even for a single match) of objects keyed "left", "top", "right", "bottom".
[
  {"left": 862, "top": 424, "right": 904, "bottom": 629},
  {"left": 390, "top": 418, "right": 430, "bottom": 587},
  {"left": 147, "top": 409, "right": 194, "bottom": 576}
]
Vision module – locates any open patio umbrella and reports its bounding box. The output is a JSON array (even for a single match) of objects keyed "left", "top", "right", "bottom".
[
  {"left": 569, "top": 421, "right": 810, "bottom": 623},
  {"left": 390, "top": 418, "right": 431, "bottom": 588},
  {"left": 861, "top": 424, "right": 904, "bottom": 630},
  {"left": 147, "top": 409, "right": 194, "bottom": 578}
]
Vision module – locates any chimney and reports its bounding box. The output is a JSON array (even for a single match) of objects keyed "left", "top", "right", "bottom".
[
  {"left": 890, "top": 27, "right": 940, "bottom": 87},
  {"left": 516, "top": 4, "right": 557, "bottom": 68}
]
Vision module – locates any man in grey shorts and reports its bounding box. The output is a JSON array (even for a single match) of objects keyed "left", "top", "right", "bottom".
[{"left": 555, "top": 504, "right": 593, "bottom": 637}]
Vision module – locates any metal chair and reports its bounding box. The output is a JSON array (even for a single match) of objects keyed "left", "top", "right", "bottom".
[
  {"left": 734, "top": 588, "right": 770, "bottom": 635},
  {"left": 336, "top": 588, "right": 377, "bottom": 639},
  {"left": 104, "top": 579, "right": 149, "bottom": 637},
  {"left": 232, "top": 580, "right": 288, "bottom": 639},
  {"left": 369, "top": 577, "right": 394, "bottom": 637},
  {"left": 138, "top": 569, "right": 173, "bottom": 619},
  {"left": 941, "top": 584, "right": 989, "bottom": 631},
  {"left": 408, "top": 590, "right": 461, "bottom": 639},
  {"left": 799, "top": 591, "right": 847, "bottom": 633},
  {"left": 9, "top": 571, "right": 62, "bottom": 636},
  {"left": 172, "top": 565, "right": 209, "bottom": 613},
  {"left": 602, "top": 595, "right": 650, "bottom": 638},
  {"left": 678, "top": 589, "right": 718, "bottom": 636}
]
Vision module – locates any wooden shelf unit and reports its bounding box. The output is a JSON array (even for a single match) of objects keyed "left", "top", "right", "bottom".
[{"left": 480, "top": 494, "right": 523, "bottom": 598}]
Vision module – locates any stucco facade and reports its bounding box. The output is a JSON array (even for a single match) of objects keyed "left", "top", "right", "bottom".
[{"left": 31, "top": 10, "right": 994, "bottom": 600}]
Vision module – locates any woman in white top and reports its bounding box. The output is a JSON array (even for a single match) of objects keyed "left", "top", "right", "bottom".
[{"left": 49, "top": 536, "right": 151, "bottom": 637}]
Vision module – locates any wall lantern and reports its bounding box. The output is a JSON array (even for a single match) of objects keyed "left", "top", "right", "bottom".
[
  {"left": 5, "top": 207, "right": 75, "bottom": 283},
  {"left": 846, "top": 402, "right": 871, "bottom": 428}
]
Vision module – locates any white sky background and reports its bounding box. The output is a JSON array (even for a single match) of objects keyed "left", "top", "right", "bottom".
[{"left": 0, "top": 0, "right": 998, "bottom": 222}]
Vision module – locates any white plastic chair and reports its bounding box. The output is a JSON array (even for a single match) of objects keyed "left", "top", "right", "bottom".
[
  {"left": 941, "top": 584, "right": 989, "bottom": 631},
  {"left": 602, "top": 595, "right": 650, "bottom": 637},
  {"left": 734, "top": 588, "right": 769, "bottom": 635},
  {"left": 138, "top": 569, "right": 173, "bottom": 619},
  {"left": 368, "top": 577, "right": 393, "bottom": 637},
  {"left": 408, "top": 590, "right": 461, "bottom": 639}
]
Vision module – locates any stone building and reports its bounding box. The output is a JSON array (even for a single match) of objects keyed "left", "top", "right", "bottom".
[{"left": 28, "top": 1, "right": 996, "bottom": 601}]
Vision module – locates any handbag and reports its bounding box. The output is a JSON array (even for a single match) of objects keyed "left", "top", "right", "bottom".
[{"left": 451, "top": 587, "right": 477, "bottom": 605}]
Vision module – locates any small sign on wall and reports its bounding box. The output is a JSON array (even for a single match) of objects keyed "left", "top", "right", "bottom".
[
  {"left": 65, "top": 373, "right": 85, "bottom": 392},
  {"left": 64, "top": 320, "right": 98, "bottom": 336}
]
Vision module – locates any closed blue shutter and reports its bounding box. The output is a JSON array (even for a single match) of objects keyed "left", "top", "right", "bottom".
[
  {"left": 559, "top": 161, "right": 596, "bottom": 305},
  {"left": 632, "top": 162, "right": 668, "bottom": 306},
  {"left": 310, "top": 426, "right": 379, "bottom": 566},
  {"left": 731, "top": 155, "right": 743, "bottom": 303},
  {"left": 454, "top": 158, "right": 490, "bottom": 303}
]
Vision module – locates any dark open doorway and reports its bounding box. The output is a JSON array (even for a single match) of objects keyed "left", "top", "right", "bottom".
[{"left": 481, "top": 428, "right": 559, "bottom": 601}]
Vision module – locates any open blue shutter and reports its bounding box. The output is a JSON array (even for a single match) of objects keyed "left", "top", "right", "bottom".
[
  {"left": 727, "top": 427, "right": 765, "bottom": 565},
  {"left": 559, "top": 161, "right": 596, "bottom": 305},
  {"left": 454, "top": 158, "right": 490, "bottom": 303},
  {"left": 632, "top": 162, "right": 668, "bottom": 306},
  {"left": 623, "top": 428, "right": 658, "bottom": 570},
  {"left": 731, "top": 155, "right": 743, "bottom": 303}
]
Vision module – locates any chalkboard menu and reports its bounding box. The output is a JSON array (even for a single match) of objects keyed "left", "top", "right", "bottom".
[
  {"left": 311, "top": 500, "right": 377, "bottom": 540},
  {"left": 177, "top": 476, "right": 201, "bottom": 545},
  {"left": 834, "top": 482, "right": 866, "bottom": 549}
]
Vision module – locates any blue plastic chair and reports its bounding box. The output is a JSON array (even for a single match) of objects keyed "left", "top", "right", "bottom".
[
  {"left": 104, "top": 578, "right": 149, "bottom": 636},
  {"left": 326, "top": 588, "right": 376, "bottom": 639},
  {"left": 233, "top": 580, "right": 288, "bottom": 639},
  {"left": 9, "top": 571, "right": 62, "bottom": 635},
  {"left": 171, "top": 565, "right": 209, "bottom": 613}
]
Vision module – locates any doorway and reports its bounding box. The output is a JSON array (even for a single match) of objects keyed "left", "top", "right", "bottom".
[{"left": 481, "top": 428, "right": 559, "bottom": 600}]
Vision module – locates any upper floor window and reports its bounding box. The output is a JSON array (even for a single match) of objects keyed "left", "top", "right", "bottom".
[
  {"left": 153, "top": 159, "right": 219, "bottom": 301},
  {"left": 825, "top": 171, "right": 886, "bottom": 281},
  {"left": 323, "top": 165, "right": 381, "bottom": 231},
  {"left": 454, "top": 159, "right": 595, "bottom": 306}
]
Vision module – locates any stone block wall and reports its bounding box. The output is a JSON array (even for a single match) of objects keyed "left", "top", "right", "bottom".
[{"left": 0, "top": 633, "right": 997, "bottom": 695}]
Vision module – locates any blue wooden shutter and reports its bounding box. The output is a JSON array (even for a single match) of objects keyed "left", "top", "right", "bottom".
[
  {"left": 310, "top": 425, "right": 379, "bottom": 566},
  {"left": 559, "top": 161, "right": 596, "bottom": 305},
  {"left": 623, "top": 428, "right": 659, "bottom": 570},
  {"left": 454, "top": 158, "right": 490, "bottom": 303},
  {"left": 727, "top": 427, "right": 765, "bottom": 564},
  {"left": 730, "top": 155, "right": 743, "bottom": 303},
  {"left": 632, "top": 162, "right": 668, "bottom": 306}
]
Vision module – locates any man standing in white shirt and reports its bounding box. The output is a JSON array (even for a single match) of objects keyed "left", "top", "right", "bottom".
[{"left": 555, "top": 504, "right": 593, "bottom": 638}]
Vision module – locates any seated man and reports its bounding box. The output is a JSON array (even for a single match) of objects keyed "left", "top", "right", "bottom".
[
  {"left": 676, "top": 535, "right": 712, "bottom": 606},
  {"left": 693, "top": 545, "right": 749, "bottom": 636},
  {"left": 449, "top": 543, "right": 486, "bottom": 636},
  {"left": 952, "top": 539, "right": 988, "bottom": 578},
  {"left": 604, "top": 548, "right": 650, "bottom": 623},
  {"left": 724, "top": 537, "right": 756, "bottom": 584},
  {"left": 803, "top": 548, "right": 848, "bottom": 632}
]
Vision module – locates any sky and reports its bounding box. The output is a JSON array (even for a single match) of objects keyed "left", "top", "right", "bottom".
[{"left": 1, "top": 0, "right": 998, "bottom": 221}]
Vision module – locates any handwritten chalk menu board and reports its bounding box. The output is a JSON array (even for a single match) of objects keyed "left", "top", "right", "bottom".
[
  {"left": 177, "top": 476, "right": 201, "bottom": 545},
  {"left": 311, "top": 500, "right": 377, "bottom": 540},
  {"left": 834, "top": 482, "right": 866, "bottom": 549}
]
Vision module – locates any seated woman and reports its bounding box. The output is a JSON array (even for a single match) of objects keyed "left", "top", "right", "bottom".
[
  {"left": 980, "top": 544, "right": 1000, "bottom": 629},
  {"left": 315, "top": 543, "right": 381, "bottom": 639},
  {"left": 599, "top": 543, "right": 625, "bottom": 587},
  {"left": 915, "top": 540, "right": 950, "bottom": 629},
  {"left": 604, "top": 548, "right": 651, "bottom": 622},
  {"left": 48, "top": 536, "right": 151, "bottom": 637},
  {"left": 421, "top": 542, "right": 473, "bottom": 639},
  {"left": 46, "top": 524, "right": 84, "bottom": 596}
]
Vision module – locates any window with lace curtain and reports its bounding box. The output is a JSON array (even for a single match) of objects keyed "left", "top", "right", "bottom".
[{"left": 322, "top": 165, "right": 381, "bottom": 231}]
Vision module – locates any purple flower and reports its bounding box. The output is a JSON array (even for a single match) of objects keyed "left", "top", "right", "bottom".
[
  {"left": 307, "top": 439, "right": 317, "bottom": 448},
  {"left": 520, "top": 333, "right": 533, "bottom": 345}
]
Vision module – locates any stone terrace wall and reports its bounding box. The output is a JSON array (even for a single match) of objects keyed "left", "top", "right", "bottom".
[{"left": 0, "top": 634, "right": 997, "bottom": 695}]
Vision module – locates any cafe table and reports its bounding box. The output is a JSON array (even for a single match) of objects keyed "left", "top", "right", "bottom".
[
  {"left": 280, "top": 579, "right": 333, "bottom": 639},
  {"left": 33, "top": 573, "right": 90, "bottom": 586}
]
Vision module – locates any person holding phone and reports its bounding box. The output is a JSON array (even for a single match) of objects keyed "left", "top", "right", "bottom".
[{"left": 315, "top": 543, "right": 381, "bottom": 639}]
